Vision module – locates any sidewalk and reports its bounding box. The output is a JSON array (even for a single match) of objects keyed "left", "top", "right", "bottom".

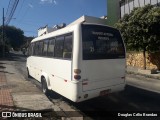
[
  {"left": 127, "top": 66, "right": 160, "bottom": 80},
  {"left": 0, "top": 63, "right": 14, "bottom": 112},
  {"left": 0, "top": 60, "right": 54, "bottom": 113},
  {"left": 0, "top": 54, "right": 84, "bottom": 119},
  {"left": 126, "top": 66, "right": 160, "bottom": 94}
]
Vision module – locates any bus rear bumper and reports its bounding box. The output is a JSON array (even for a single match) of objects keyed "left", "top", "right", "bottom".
[{"left": 76, "top": 83, "right": 125, "bottom": 102}]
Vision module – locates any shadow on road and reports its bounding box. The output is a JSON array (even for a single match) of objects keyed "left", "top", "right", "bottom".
[
  {"left": 0, "top": 66, "right": 6, "bottom": 69},
  {"left": 0, "top": 62, "right": 6, "bottom": 69},
  {"left": 0, "top": 70, "right": 14, "bottom": 74},
  {"left": 125, "top": 85, "right": 160, "bottom": 105},
  {"left": 0, "top": 63, "right": 6, "bottom": 65},
  {"left": 46, "top": 84, "right": 160, "bottom": 119},
  {"left": 0, "top": 52, "right": 27, "bottom": 62}
]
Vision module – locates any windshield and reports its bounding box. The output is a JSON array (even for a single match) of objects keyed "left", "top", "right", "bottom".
[{"left": 82, "top": 24, "right": 125, "bottom": 60}]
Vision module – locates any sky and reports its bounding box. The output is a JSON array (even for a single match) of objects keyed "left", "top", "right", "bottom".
[{"left": 0, "top": 0, "right": 107, "bottom": 37}]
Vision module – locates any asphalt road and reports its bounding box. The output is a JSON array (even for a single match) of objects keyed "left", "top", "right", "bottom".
[{"left": 6, "top": 51, "right": 160, "bottom": 119}]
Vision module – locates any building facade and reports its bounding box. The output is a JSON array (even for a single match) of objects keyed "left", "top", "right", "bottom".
[
  {"left": 107, "top": 0, "right": 160, "bottom": 26},
  {"left": 38, "top": 25, "right": 54, "bottom": 37},
  {"left": 120, "top": 0, "right": 160, "bottom": 18},
  {"left": 107, "top": 0, "right": 120, "bottom": 26}
]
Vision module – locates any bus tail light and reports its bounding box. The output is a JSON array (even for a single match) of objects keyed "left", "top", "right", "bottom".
[
  {"left": 74, "top": 75, "right": 81, "bottom": 80},
  {"left": 74, "top": 69, "right": 81, "bottom": 74}
]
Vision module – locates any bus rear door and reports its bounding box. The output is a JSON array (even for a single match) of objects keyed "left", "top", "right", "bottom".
[{"left": 81, "top": 24, "right": 126, "bottom": 92}]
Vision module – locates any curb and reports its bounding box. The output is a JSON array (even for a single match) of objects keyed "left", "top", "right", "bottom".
[{"left": 126, "top": 70, "right": 160, "bottom": 80}]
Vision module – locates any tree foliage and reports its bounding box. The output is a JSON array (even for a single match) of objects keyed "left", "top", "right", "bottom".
[
  {"left": 115, "top": 5, "right": 160, "bottom": 52},
  {"left": 115, "top": 5, "right": 160, "bottom": 69},
  {"left": 0, "top": 25, "right": 25, "bottom": 50}
]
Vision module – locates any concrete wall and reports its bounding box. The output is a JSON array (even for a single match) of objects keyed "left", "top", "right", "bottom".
[{"left": 127, "top": 52, "right": 160, "bottom": 70}]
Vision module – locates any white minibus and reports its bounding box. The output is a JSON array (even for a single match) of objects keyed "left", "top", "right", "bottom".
[{"left": 26, "top": 16, "right": 126, "bottom": 102}]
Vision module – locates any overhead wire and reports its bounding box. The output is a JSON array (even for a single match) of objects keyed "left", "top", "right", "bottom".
[
  {"left": 17, "top": 0, "right": 35, "bottom": 24},
  {"left": 5, "top": 0, "right": 12, "bottom": 18},
  {"left": 14, "top": 0, "right": 43, "bottom": 37},
  {"left": 5, "top": 0, "right": 19, "bottom": 25},
  {"left": 15, "top": 0, "right": 25, "bottom": 18},
  {"left": 5, "top": 0, "right": 52, "bottom": 36}
]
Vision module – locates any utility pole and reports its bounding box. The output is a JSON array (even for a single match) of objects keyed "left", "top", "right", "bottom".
[{"left": 2, "top": 8, "right": 5, "bottom": 58}]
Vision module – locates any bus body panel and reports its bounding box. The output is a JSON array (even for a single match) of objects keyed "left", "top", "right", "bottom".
[
  {"left": 27, "top": 56, "right": 79, "bottom": 101},
  {"left": 28, "top": 57, "right": 72, "bottom": 81},
  {"left": 72, "top": 24, "right": 82, "bottom": 79},
  {"left": 77, "top": 83, "right": 125, "bottom": 102},
  {"left": 50, "top": 77, "right": 79, "bottom": 102},
  {"left": 81, "top": 59, "right": 125, "bottom": 91},
  {"left": 27, "top": 18, "right": 126, "bottom": 102}
]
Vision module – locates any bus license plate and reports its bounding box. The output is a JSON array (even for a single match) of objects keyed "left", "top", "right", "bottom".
[{"left": 100, "top": 89, "right": 111, "bottom": 96}]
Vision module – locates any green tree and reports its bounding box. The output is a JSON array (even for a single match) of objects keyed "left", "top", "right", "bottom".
[
  {"left": 115, "top": 5, "right": 160, "bottom": 69},
  {"left": 0, "top": 25, "right": 25, "bottom": 50}
]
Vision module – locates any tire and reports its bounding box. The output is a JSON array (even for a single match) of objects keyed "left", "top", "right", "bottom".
[
  {"left": 27, "top": 68, "right": 32, "bottom": 78},
  {"left": 41, "top": 77, "right": 49, "bottom": 95}
]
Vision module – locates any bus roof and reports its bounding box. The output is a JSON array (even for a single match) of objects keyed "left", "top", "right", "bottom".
[
  {"left": 67, "top": 15, "right": 107, "bottom": 27},
  {"left": 31, "top": 15, "right": 108, "bottom": 42}
]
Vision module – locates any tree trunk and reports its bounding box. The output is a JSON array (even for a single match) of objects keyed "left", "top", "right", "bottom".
[{"left": 143, "top": 50, "right": 146, "bottom": 69}]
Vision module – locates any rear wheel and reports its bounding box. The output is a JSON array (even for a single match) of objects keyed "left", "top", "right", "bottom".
[{"left": 41, "top": 77, "right": 49, "bottom": 95}]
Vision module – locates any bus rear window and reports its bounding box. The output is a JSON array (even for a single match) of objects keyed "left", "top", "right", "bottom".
[{"left": 82, "top": 24, "right": 125, "bottom": 60}]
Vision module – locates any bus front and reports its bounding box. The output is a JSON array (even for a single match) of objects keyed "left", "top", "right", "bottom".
[{"left": 75, "top": 24, "right": 126, "bottom": 102}]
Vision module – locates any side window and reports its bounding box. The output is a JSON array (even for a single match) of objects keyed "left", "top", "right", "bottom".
[
  {"left": 28, "top": 44, "right": 31, "bottom": 56},
  {"left": 55, "top": 36, "right": 64, "bottom": 58},
  {"left": 43, "top": 40, "right": 48, "bottom": 56},
  {"left": 63, "top": 34, "right": 73, "bottom": 59},
  {"left": 47, "top": 39, "right": 55, "bottom": 57},
  {"left": 39, "top": 41, "right": 44, "bottom": 56},
  {"left": 33, "top": 43, "right": 36, "bottom": 55},
  {"left": 37, "top": 42, "right": 41, "bottom": 56},
  {"left": 31, "top": 43, "right": 35, "bottom": 56},
  {"left": 34, "top": 42, "right": 39, "bottom": 56}
]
